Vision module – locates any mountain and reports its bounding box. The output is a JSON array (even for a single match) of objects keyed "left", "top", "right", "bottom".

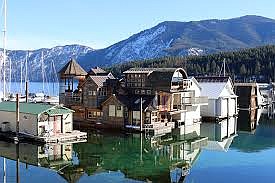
[
  {"left": 78, "top": 15, "right": 275, "bottom": 69},
  {"left": 6, "top": 44, "right": 93, "bottom": 81}
]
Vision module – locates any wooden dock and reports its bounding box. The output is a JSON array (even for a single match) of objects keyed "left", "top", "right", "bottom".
[
  {"left": 37, "top": 130, "right": 87, "bottom": 143},
  {"left": 0, "top": 130, "right": 87, "bottom": 144}
]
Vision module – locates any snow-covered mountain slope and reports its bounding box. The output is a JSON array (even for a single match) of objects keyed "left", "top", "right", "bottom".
[
  {"left": 78, "top": 15, "right": 275, "bottom": 69},
  {"left": 5, "top": 44, "right": 93, "bottom": 81}
]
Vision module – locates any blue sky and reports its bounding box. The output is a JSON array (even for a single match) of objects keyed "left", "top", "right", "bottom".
[{"left": 1, "top": 0, "right": 275, "bottom": 50}]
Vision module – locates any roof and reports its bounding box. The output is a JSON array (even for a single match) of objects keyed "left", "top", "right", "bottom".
[
  {"left": 123, "top": 68, "right": 182, "bottom": 74},
  {"left": 88, "top": 75, "right": 115, "bottom": 87},
  {"left": 58, "top": 58, "right": 87, "bottom": 76},
  {"left": 196, "top": 76, "right": 231, "bottom": 83},
  {"left": 198, "top": 76, "right": 237, "bottom": 99},
  {"left": 199, "top": 82, "right": 228, "bottom": 99},
  {"left": 234, "top": 82, "right": 257, "bottom": 87},
  {"left": 0, "top": 102, "right": 73, "bottom": 115},
  {"left": 88, "top": 67, "right": 108, "bottom": 76}
]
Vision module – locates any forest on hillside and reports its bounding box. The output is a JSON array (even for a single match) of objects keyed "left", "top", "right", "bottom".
[{"left": 108, "top": 45, "right": 275, "bottom": 82}]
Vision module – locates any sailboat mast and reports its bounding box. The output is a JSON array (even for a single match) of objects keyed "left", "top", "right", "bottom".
[
  {"left": 41, "top": 51, "right": 45, "bottom": 93},
  {"left": 223, "top": 59, "right": 226, "bottom": 77},
  {"left": 3, "top": 0, "right": 7, "bottom": 99},
  {"left": 20, "top": 60, "right": 23, "bottom": 94},
  {"left": 3, "top": 157, "right": 6, "bottom": 183}
]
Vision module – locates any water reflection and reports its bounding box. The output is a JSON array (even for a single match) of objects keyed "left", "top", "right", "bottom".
[
  {"left": 4, "top": 110, "right": 275, "bottom": 183},
  {"left": 73, "top": 132, "right": 207, "bottom": 183},
  {"left": 0, "top": 130, "right": 209, "bottom": 183},
  {"left": 201, "top": 117, "right": 237, "bottom": 152}
]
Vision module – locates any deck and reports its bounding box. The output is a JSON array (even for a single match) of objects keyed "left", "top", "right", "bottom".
[
  {"left": 34, "top": 130, "right": 87, "bottom": 143},
  {"left": 0, "top": 130, "right": 87, "bottom": 144}
]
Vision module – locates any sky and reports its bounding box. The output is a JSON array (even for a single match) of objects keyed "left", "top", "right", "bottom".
[{"left": 1, "top": 0, "right": 275, "bottom": 50}]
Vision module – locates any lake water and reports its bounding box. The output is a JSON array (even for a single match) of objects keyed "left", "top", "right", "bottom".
[
  {"left": 0, "top": 110, "right": 275, "bottom": 183},
  {"left": 9, "top": 82, "right": 59, "bottom": 96}
]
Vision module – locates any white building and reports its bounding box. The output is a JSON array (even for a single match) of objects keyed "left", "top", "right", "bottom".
[
  {"left": 197, "top": 77, "right": 238, "bottom": 119},
  {"left": 171, "top": 76, "right": 208, "bottom": 139},
  {"left": 0, "top": 102, "right": 74, "bottom": 138}
]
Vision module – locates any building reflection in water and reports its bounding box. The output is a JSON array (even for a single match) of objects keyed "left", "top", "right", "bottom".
[
  {"left": 0, "top": 116, "right": 250, "bottom": 183},
  {"left": 0, "top": 142, "right": 73, "bottom": 183},
  {"left": 237, "top": 109, "right": 263, "bottom": 133},
  {"left": 201, "top": 117, "right": 237, "bottom": 152}
]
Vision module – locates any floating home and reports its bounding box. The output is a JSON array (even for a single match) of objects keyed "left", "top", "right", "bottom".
[
  {"left": 0, "top": 102, "right": 87, "bottom": 143},
  {"left": 59, "top": 59, "right": 208, "bottom": 137},
  {"left": 197, "top": 76, "right": 238, "bottom": 120}
]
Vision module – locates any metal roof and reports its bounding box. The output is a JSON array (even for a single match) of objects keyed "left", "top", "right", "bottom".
[
  {"left": 123, "top": 68, "right": 180, "bottom": 74},
  {"left": 199, "top": 82, "right": 228, "bottom": 99},
  {"left": 0, "top": 102, "right": 73, "bottom": 115}
]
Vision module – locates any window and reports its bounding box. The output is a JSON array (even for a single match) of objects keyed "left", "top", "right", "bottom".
[
  {"left": 97, "top": 112, "right": 102, "bottom": 117},
  {"left": 109, "top": 105, "right": 116, "bottom": 117},
  {"left": 93, "top": 91, "right": 97, "bottom": 96},
  {"left": 147, "top": 90, "right": 151, "bottom": 95},
  {"left": 141, "top": 90, "right": 145, "bottom": 94},
  {"left": 117, "top": 105, "right": 123, "bottom": 117},
  {"left": 135, "top": 90, "right": 140, "bottom": 94},
  {"left": 88, "top": 112, "right": 92, "bottom": 118},
  {"left": 88, "top": 91, "right": 93, "bottom": 95},
  {"left": 93, "top": 112, "right": 97, "bottom": 117}
]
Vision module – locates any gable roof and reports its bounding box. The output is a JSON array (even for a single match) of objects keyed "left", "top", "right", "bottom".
[
  {"left": 81, "top": 74, "right": 115, "bottom": 88},
  {"left": 198, "top": 76, "right": 237, "bottom": 99},
  {"left": 88, "top": 67, "right": 108, "bottom": 76},
  {"left": 58, "top": 58, "right": 87, "bottom": 76},
  {"left": 196, "top": 76, "right": 231, "bottom": 83},
  {"left": 0, "top": 102, "right": 73, "bottom": 115},
  {"left": 123, "top": 68, "right": 180, "bottom": 74},
  {"left": 199, "top": 82, "right": 228, "bottom": 99}
]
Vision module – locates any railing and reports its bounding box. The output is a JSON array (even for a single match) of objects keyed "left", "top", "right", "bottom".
[
  {"left": 182, "top": 96, "right": 208, "bottom": 105},
  {"left": 171, "top": 79, "right": 192, "bottom": 91},
  {"left": 143, "top": 122, "right": 175, "bottom": 130},
  {"left": 64, "top": 94, "right": 82, "bottom": 106}
]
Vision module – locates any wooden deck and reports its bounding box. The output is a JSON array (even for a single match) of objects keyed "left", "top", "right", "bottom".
[
  {"left": 0, "top": 130, "right": 87, "bottom": 144},
  {"left": 35, "top": 130, "right": 87, "bottom": 143}
]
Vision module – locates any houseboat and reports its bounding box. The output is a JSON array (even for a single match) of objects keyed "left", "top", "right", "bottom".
[
  {"left": 59, "top": 59, "right": 208, "bottom": 137},
  {"left": 0, "top": 102, "right": 87, "bottom": 143},
  {"left": 197, "top": 76, "right": 238, "bottom": 121}
]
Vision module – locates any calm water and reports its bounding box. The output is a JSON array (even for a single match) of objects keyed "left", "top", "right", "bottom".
[
  {"left": 1, "top": 110, "right": 275, "bottom": 182},
  {"left": 9, "top": 82, "right": 59, "bottom": 96}
]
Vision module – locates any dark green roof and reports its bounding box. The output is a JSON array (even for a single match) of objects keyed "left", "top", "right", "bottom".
[{"left": 0, "top": 102, "right": 73, "bottom": 115}]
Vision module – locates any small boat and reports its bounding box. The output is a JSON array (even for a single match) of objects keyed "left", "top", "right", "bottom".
[
  {"left": 30, "top": 92, "right": 45, "bottom": 103},
  {"left": 9, "top": 94, "right": 27, "bottom": 102},
  {"left": 43, "top": 96, "right": 59, "bottom": 105}
]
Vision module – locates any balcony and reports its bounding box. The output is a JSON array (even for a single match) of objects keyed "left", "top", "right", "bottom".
[
  {"left": 182, "top": 96, "right": 208, "bottom": 105},
  {"left": 63, "top": 94, "right": 82, "bottom": 106},
  {"left": 171, "top": 79, "right": 192, "bottom": 92}
]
